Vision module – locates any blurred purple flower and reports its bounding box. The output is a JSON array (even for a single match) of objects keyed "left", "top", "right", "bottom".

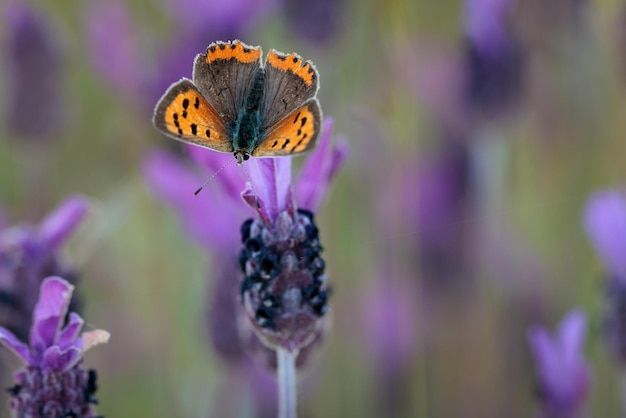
[
  {"left": 463, "top": 0, "right": 524, "bottom": 118},
  {"left": 85, "top": 0, "right": 144, "bottom": 101},
  {"left": 283, "top": 0, "right": 344, "bottom": 44},
  {"left": 163, "top": 0, "right": 276, "bottom": 37},
  {"left": 583, "top": 190, "right": 626, "bottom": 281},
  {"left": 0, "top": 276, "right": 109, "bottom": 418},
  {"left": 362, "top": 277, "right": 420, "bottom": 376},
  {"left": 0, "top": 196, "right": 88, "bottom": 342},
  {"left": 413, "top": 141, "right": 471, "bottom": 286},
  {"left": 583, "top": 190, "right": 626, "bottom": 364},
  {"left": 3, "top": 0, "right": 65, "bottom": 141},
  {"left": 528, "top": 309, "right": 591, "bottom": 418}
]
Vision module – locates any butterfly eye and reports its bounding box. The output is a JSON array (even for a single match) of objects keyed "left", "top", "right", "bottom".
[{"left": 243, "top": 154, "right": 250, "bottom": 161}]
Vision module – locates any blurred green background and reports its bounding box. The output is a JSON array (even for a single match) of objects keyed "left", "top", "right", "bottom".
[{"left": 1, "top": 0, "right": 626, "bottom": 416}]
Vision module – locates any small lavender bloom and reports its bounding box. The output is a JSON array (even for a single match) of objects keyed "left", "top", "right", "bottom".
[
  {"left": 528, "top": 310, "right": 591, "bottom": 418},
  {"left": 583, "top": 190, "right": 626, "bottom": 363},
  {"left": 463, "top": 0, "right": 524, "bottom": 118},
  {"left": 238, "top": 125, "right": 347, "bottom": 353},
  {"left": 3, "top": 0, "right": 64, "bottom": 140},
  {"left": 0, "top": 196, "right": 88, "bottom": 342},
  {"left": 0, "top": 276, "right": 109, "bottom": 418}
]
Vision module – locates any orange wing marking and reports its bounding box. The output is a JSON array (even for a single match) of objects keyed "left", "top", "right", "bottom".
[
  {"left": 205, "top": 40, "right": 261, "bottom": 64},
  {"left": 253, "top": 104, "right": 319, "bottom": 156},
  {"left": 266, "top": 51, "right": 315, "bottom": 87}
]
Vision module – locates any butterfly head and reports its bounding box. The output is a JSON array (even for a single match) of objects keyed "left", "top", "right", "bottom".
[{"left": 234, "top": 150, "right": 251, "bottom": 166}]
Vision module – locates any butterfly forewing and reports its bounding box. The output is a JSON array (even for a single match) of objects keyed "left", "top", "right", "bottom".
[
  {"left": 153, "top": 79, "right": 233, "bottom": 152},
  {"left": 193, "top": 40, "right": 262, "bottom": 126},
  {"left": 252, "top": 99, "right": 322, "bottom": 157}
]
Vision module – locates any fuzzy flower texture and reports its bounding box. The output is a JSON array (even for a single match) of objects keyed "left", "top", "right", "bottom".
[{"left": 0, "top": 277, "right": 109, "bottom": 418}]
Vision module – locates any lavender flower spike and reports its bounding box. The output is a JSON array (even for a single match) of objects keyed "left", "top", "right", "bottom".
[
  {"left": 528, "top": 310, "right": 591, "bottom": 418},
  {"left": 0, "top": 276, "right": 109, "bottom": 418}
]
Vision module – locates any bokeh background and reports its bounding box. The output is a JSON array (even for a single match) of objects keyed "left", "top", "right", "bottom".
[{"left": 1, "top": 0, "right": 625, "bottom": 417}]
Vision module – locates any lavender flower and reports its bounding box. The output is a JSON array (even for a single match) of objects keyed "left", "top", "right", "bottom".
[
  {"left": 0, "top": 196, "right": 88, "bottom": 342},
  {"left": 583, "top": 190, "right": 626, "bottom": 363},
  {"left": 144, "top": 118, "right": 346, "bottom": 355},
  {"left": 238, "top": 120, "right": 347, "bottom": 354},
  {"left": 528, "top": 310, "right": 591, "bottom": 418},
  {"left": 463, "top": 0, "right": 524, "bottom": 118},
  {"left": 144, "top": 119, "right": 346, "bottom": 415},
  {"left": 85, "top": 0, "right": 144, "bottom": 101},
  {"left": 0, "top": 276, "right": 109, "bottom": 418},
  {"left": 3, "top": 0, "right": 65, "bottom": 140}
]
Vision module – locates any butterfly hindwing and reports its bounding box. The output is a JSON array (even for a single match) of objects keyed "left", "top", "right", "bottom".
[
  {"left": 153, "top": 78, "right": 233, "bottom": 152},
  {"left": 193, "top": 40, "right": 263, "bottom": 126},
  {"left": 260, "top": 50, "right": 319, "bottom": 132},
  {"left": 252, "top": 99, "right": 322, "bottom": 157}
]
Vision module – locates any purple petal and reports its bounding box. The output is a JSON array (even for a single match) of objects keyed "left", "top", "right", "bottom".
[
  {"left": 85, "top": 0, "right": 143, "bottom": 97},
  {"left": 29, "top": 277, "right": 73, "bottom": 355},
  {"left": 528, "top": 310, "right": 591, "bottom": 414},
  {"left": 38, "top": 195, "right": 88, "bottom": 249},
  {"left": 185, "top": 144, "right": 246, "bottom": 202},
  {"left": 558, "top": 309, "right": 587, "bottom": 361},
  {"left": 249, "top": 158, "right": 292, "bottom": 222},
  {"left": 296, "top": 118, "right": 349, "bottom": 211},
  {"left": 56, "top": 312, "right": 84, "bottom": 350},
  {"left": 0, "top": 327, "right": 34, "bottom": 365},
  {"left": 464, "top": 0, "right": 512, "bottom": 53},
  {"left": 42, "top": 345, "right": 82, "bottom": 372},
  {"left": 583, "top": 190, "right": 626, "bottom": 280},
  {"left": 142, "top": 149, "right": 242, "bottom": 250}
]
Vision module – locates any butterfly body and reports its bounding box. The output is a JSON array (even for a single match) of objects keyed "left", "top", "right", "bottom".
[{"left": 153, "top": 40, "right": 322, "bottom": 165}]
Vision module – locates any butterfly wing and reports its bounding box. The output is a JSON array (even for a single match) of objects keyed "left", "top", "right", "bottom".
[
  {"left": 193, "top": 40, "right": 263, "bottom": 127},
  {"left": 260, "top": 50, "right": 320, "bottom": 132},
  {"left": 252, "top": 99, "right": 322, "bottom": 157},
  {"left": 153, "top": 78, "right": 233, "bottom": 152}
]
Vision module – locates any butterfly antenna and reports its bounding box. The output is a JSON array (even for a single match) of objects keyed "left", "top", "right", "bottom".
[
  {"left": 194, "top": 160, "right": 232, "bottom": 196},
  {"left": 242, "top": 164, "right": 261, "bottom": 209}
]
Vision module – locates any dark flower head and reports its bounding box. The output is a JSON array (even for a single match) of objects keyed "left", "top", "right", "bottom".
[
  {"left": 238, "top": 124, "right": 347, "bottom": 354},
  {"left": 0, "top": 196, "right": 88, "bottom": 342},
  {"left": 3, "top": 0, "right": 65, "bottom": 141},
  {"left": 462, "top": 0, "right": 524, "bottom": 118},
  {"left": 0, "top": 276, "right": 109, "bottom": 418},
  {"left": 528, "top": 310, "right": 591, "bottom": 417}
]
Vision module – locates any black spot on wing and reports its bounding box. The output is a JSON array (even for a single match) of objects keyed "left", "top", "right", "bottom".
[{"left": 281, "top": 139, "right": 291, "bottom": 150}]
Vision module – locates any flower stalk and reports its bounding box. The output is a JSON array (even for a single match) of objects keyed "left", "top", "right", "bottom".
[{"left": 277, "top": 346, "right": 298, "bottom": 418}]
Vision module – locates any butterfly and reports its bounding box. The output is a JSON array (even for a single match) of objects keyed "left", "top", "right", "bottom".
[{"left": 153, "top": 40, "right": 322, "bottom": 166}]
